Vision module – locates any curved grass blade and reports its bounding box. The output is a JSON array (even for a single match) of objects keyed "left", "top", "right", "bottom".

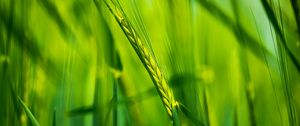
[
  {"left": 251, "top": 9, "right": 285, "bottom": 125},
  {"left": 195, "top": 0, "right": 277, "bottom": 71},
  {"left": 260, "top": 1, "right": 299, "bottom": 125},
  {"left": 17, "top": 96, "right": 40, "bottom": 126},
  {"left": 261, "top": 0, "right": 300, "bottom": 73}
]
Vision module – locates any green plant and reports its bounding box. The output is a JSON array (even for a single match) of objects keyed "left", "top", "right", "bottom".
[
  {"left": 0, "top": 0, "right": 299, "bottom": 125},
  {"left": 103, "top": 0, "right": 179, "bottom": 121}
]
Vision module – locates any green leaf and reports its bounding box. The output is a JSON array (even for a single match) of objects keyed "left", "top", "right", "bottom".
[{"left": 18, "top": 96, "right": 40, "bottom": 126}]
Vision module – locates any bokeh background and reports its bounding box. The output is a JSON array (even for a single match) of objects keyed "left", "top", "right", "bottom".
[{"left": 0, "top": 0, "right": 300, "bottom": 125}]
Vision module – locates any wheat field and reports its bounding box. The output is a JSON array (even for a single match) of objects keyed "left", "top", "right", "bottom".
[{"left": 0, "top": 0, "right": 300, "bottom": 126}]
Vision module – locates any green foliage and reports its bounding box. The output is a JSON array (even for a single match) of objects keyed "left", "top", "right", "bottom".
[{"left": 0, "top": 0, "right": 299, "bottom": 126}]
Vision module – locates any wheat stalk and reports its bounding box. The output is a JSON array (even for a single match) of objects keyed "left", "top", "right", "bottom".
[{"left": 104, "top": 0, "right": 178, "bottom": 119}]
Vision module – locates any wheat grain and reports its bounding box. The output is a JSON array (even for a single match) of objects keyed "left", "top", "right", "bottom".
[{"left": 104, "top": 0, "right": 178, "bottom": 119}]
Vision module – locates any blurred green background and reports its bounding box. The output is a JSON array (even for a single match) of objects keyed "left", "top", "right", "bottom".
[{"left": 0, "top": 0, "right": 300, "bottom": 125}]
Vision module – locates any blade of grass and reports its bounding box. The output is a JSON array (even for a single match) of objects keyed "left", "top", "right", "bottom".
[
  {"left": 195, "top": 0, "right": 279, "bottom": 72},
  {"left": 251, "top": 9, "right": 284, "bottom": 125},
  {"left": 93, "top": 0, "right": 115, "bottom": 124},
  {"left": 230, "top": 0, "right": 256, "bottom": 125},
  {"left": 261, "top": 0, "right": 300, "bottom": 72},
  {"left": 275, "top": 1, "right": 297, "bottom": 125},
  {"left": 110, "top": 69, "right": 144, "bottom": 126},
  {"left": 261, "top": 0, "right": 299, "bottom": 125},
  {"left": 17, "top": 96, "right": 40, "bottom": 126}
]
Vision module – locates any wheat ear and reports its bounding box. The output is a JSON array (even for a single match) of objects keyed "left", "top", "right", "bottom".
[{"left": 104, "top": 0, "right": 178, "bottom": 119}]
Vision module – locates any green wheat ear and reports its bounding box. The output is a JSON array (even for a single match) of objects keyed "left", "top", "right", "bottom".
[{"left": 103, "top": 0, "right": 178, "bottom": 120}]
